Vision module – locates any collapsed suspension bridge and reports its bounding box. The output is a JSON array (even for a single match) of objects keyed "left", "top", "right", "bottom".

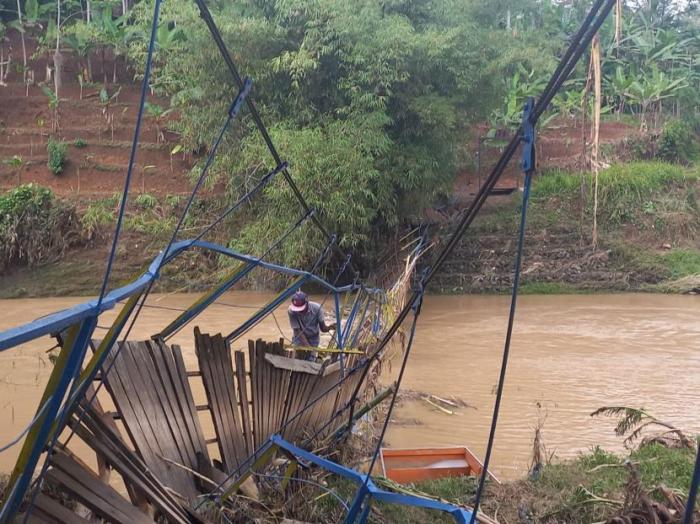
[{"left": 0, "top": 0, "right": 698, "bottom": 523}]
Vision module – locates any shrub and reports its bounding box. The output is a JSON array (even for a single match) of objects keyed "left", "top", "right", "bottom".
[
  {"left": 0, "top": 184, "right": 81, "bottom": 270},
  {"left": 135, "top": 193, "right": 158, "bottom": 209},
  {"left": 47, "top": 139, "right": 68, "bottom": 175},
  {"left": 657, "top": 120, "right": 699, "bottom": 165},
  {"left": 80, "top": 203, "right": 115, "bottom": 240},
  {"left": 73, "top": 138, "right": 87, "bottom": 148}
]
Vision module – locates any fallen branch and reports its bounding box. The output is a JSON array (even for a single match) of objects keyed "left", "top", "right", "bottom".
[{"left": 422, "top": 396, "right": 454, "bottom": 415}]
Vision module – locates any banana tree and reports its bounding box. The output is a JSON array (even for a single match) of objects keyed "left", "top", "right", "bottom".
[
  {"left": 489, "top": 65, "right": 549, "bottom": 131},
  {"left": 99, "top": 10, "right": 141, "bottom": 84},
  {"left": 144, "top": 102, "right": 172, "bottom": 143},
  {"left": 64, "top": 21, "right": 96, "bottom": 82},
  {"left": 627, "top": 65, "right": 688, "bottom": 129},
  {"left": 0, "top": 22, "right": 8, "bottom": 86},
  {"left": 605, "top": 65, "right": 635, "bottom": 116}
]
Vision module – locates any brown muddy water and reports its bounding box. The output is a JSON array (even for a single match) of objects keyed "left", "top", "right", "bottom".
[{"left": 0, "top": 292, "right": 698, "bottom": 479}]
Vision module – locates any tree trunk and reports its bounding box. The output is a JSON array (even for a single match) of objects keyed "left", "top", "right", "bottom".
[
  {"left": 0, "top": 46, "right": 5, "bottom": 86},
  {"left": 53, "top": 50, "right": 63, "bottom": 99},
  {"left": 54, "top": 0, "right": 62, "bottom": 99},
  {"left": 113, "top": 56, "right": 117, "bottom": 84},
  {"left": 15, "top": 0, "right": 28, "bottom": 87},
  {"left": 591, "top": 34, "right": 602, "bottom": 249},
  {"left": 506, "top": 8, "right": 511, "bottom": 31},
  {"left": 86, "top": 0, "right": 91, "bottom": 22},
  {"left": 614, "top": 0, "right": 623, "bottom": 50}
]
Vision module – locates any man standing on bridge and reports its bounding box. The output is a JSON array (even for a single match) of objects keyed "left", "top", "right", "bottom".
[{"left": 288, "top": 291, "right": 336, "bottom": 359}]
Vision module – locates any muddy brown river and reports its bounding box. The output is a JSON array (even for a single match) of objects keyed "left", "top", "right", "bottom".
[{"left": 0, "top": 293, "right": 698, "bottom": 479}]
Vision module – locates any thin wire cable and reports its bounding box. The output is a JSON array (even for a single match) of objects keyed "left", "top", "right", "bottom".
[
  {"left": 19, "top": 1, "right": 164, "bottom": 518},
  {"left": 165, "top": 209, "right": 314, "bottom": 342},
  {"left": 0, "top": 396, "right": 53, "bottom": 454},
  {"left": 225, "top": 234, "right": 334, "bottom": 343},
  {"left": 95, "top": 0, "right": 163, "bottom": 310},
  {"left": 469, "top": 172, "right": 533, "bottom": 524},
  {"left": 192, "top": 162, "right": 287, "bottom": 243},
  {"left": 360, "top": 282, "right": 425, "bottom": 493},
  {"left": 271, "top": 311, "right": 293, "bottom": 344}
]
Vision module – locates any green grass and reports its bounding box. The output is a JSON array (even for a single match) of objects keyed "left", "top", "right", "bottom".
[
  {"left": 663, "top": 249, "right": 700, "bottom": 279},
  {"left": 532, "top": 162, "right": 696, "bottom": 203},
  {"left": 519, "top": 281, "right": 585, "bottom": 295},
  {"left": 482, "top": 444, "right": 697, "bottom": 523},
  {"left": 305, "top": 444, "right": 697, "bottom": 524},
  {"left": 610, "top": 243, "right": 700, "bottom": 282}
]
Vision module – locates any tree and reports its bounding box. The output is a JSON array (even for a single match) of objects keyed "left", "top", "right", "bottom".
[{"left": 125, "top": 0, "right": 520, "bottom": 266}]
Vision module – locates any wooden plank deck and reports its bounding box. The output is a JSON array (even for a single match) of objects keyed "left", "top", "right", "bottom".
[
  {"left": 101, "top": 339, "right": 210, "bottom": 502},
  {"left": 46, "top": 449, "right": 155, "bottom": 524},
  {"left": 194, "top": 328, "right": 248, "bottom": 470},
  {"left": 68, "top": 404, "right": 196, "bottom": 524}
]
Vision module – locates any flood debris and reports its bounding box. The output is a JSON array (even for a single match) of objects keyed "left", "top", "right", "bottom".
[{"left": 606, "top": 463, "right": 699, "bottom": 524}]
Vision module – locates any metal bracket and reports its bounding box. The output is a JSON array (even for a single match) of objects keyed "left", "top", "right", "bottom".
[
  {"left": 521, "top": 96, "right": 536, "bottom": 175},
  {"left": 228, "top": 77, "right": 253, "bottom": 119}
]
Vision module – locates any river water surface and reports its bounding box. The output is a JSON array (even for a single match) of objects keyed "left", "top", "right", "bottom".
[{"left": 0, "top": 293, "right": 697, "bottom": 479}]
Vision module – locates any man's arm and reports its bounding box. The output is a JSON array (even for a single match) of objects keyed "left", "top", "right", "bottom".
[{"left": 293, "top": 328, "right": 312, "bottom": 346}]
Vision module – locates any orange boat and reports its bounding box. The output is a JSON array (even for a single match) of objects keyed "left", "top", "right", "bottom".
[{"left": 379, "top": 446, "right": 500, "bottom": 485}]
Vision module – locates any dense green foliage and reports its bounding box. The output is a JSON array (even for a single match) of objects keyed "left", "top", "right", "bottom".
[
  {"left": 123, "top": 0, "right": 559, "bottom": 266},
  {"left": 1, "top": 0, "right": 698, "bottom": 268},
  {"left": 0, "top": 184, "right": 81, "bottom": 270},
  {"left": 658, "top": 119, "right": 700, "bottom": 164},
  {"left": 46, "top": 138, "right": 67, "bottom": 174}
]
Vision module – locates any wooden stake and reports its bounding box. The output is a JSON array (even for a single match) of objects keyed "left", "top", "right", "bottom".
[{"left": 591, "top": 33, "right": 602, "bottom": 248}]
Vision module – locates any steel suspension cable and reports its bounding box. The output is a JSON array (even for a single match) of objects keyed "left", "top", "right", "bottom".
[
  {"left": 17, "top": 2, "right": 165, "bottom": 518},
  {"left": 469, "top": 170, "right": 534, "bottom": 524},
  {"left": 343, "top": 0, "right": 617, "bottom": 432},
  {"left": 47, "top": 76, "right": 255, "bottom": 449},
  {"left": 360, "top": 281, "right": 425, "bottom": 491}
]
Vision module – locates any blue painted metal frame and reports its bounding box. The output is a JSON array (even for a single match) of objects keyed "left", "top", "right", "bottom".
[
  {"left": 157, "top": 262, "right": 255, "bottom": 340},
  {"left": 0, "top": 316, "right": 97, "bottom": 521},
  {"left": 333, "top": 292, "right": 345, "bottom": 375},
  {"left": 226, "top": 276, "right": 311, "bottom": 342},
  {"left": 268, "top": 435, "right": 473, "bottom": 524},
  {"left": 0, "top": 238, "right": 381, "bottom": 351}
]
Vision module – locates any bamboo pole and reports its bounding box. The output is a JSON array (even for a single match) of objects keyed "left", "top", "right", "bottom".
[{"left": 614, "top": 0, "right": 623, "bottom": 50}]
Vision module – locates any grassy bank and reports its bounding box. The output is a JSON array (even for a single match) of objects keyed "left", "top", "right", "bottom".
[
  {"left": 0, "top": 161, "right": 698, "bottom": 298},
  {"left": 433, "top": 161, "right": 700, "bottom": 294},
  {"left": 307, "top": 444, "right": 697, "bottom": 523}
]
